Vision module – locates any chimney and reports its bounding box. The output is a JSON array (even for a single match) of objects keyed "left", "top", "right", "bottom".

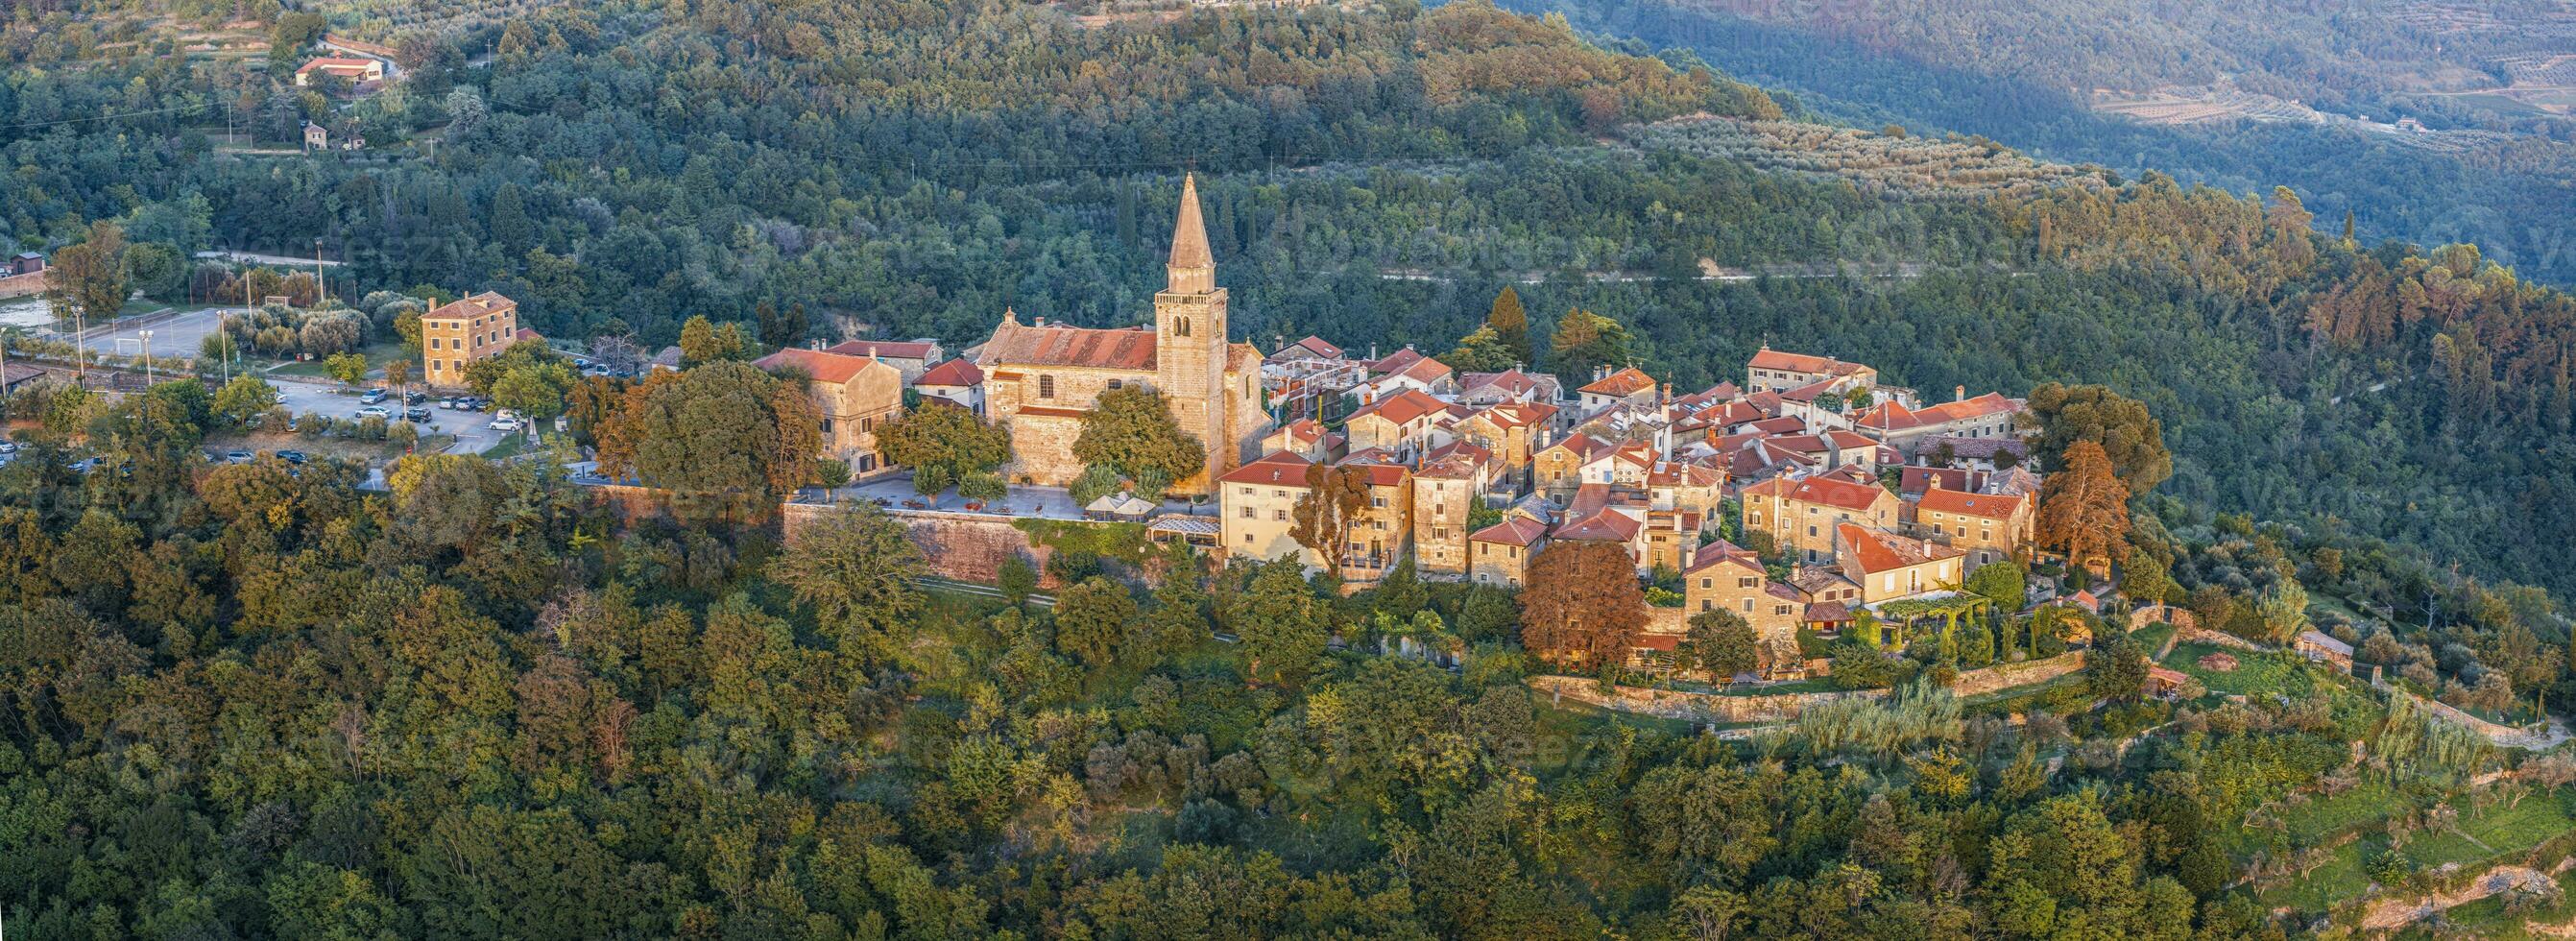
[
  {"left": 1001, "top": 307, "right": 1018, "bottom": 326},
  {"left": 867, "top": 345, "right": 879, "bottom": 360},
  {"left": 1955, "top": 385, "right": 1966, "bottom": 402},
  {"left": 809, "top": 338, "right": 823, "bottom": 350}
]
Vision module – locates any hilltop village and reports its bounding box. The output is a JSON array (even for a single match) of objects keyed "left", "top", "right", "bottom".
[{"left": 571, "top": 176, "right": 2063, "bottom": 678}]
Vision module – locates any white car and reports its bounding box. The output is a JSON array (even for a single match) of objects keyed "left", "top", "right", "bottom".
[
  {"left": 355, "top": 405, "right": 393, "bottom": 419},
  {"left": 488, "top": 417, "right": 523, "bottom": 432}
]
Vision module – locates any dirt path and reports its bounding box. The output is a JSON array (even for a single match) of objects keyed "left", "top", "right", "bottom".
[{"left": 2359, "top": 863, "right": 2558, "bottom": 931}]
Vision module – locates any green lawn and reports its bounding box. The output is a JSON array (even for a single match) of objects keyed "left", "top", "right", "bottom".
[
  {"left": 2129, "top": 619, "right": 2177, "bottom": 655},
  {"left": 2161, "top": 642, "right": 2309, "bottom": 698}
]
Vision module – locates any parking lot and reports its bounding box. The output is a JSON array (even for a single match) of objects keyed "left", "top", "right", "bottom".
[{"left": 263, "top": 376, "right": 521, "bottom": 455}]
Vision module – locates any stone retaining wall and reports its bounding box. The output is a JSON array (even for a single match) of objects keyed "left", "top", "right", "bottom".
[
  {"left": 1950, "top": 651, "right": 2087, "bottom": 697},
  {"left": 784, "top": 503, "right": 1064, "bottom": 589},
  {"left": 1527, "top": 674, "right": 1871, "bottom": 724},
  {"left": 0, "top": 270, "right": 46, "bottom": 299}
]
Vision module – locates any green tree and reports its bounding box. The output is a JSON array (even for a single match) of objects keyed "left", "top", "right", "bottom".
[
  {"left": 1685, "top": 608, "right": 1758, "bottom": 680},
  {"left": 1053, "top": 577, "right": 1140, "bottom": 666},
  {"left": 1074, "top": 385, "right": 1204, "bottom": 486},
  {"left": 2025, "top": 383, "right": 2172, "bottom": 495},
  {"left": 211, "top": 375, "right": 279, "bottom": 428},
  {"left": 593, "top": 362, "right": 822, "bottom": 518},
  {"left": 1546, "top": 306, "right": 1632, "bottom": 378},
  {"left": 1235, "top": 558, "right": 1328, "bottom": 687},
  {"left": 676, "top": 315, "right": 746, "bottom": 366},
  {"left": 324, "top": 351, "right": 370, "bottom": 386},
  {"left": 47, "top": 221, "right": 129, "bottom": 331},
  {"left": 878, "top": 400, "right": 1011, "bottom": 491},
  {"left": 1964, "top": 561, "right": 2028, "bottom": 611},
  {"left": 767, "top": 502, "right": 926, "bottom": 662},
  {"left": 1443, "top": 325, "right": 1517, "bottom": 373},
  {"left": 2036, "top": 440, "right": 2131, "bottom": 570}
]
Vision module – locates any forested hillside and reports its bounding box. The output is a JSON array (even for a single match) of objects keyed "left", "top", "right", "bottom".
[
  {"left": 1499, "top": 0, "right": 2576, "bottom": 286},
  {"left": 6, "top": 0, "right": 2576, "bottom": 602}
]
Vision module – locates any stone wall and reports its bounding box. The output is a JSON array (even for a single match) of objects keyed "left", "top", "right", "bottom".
[
  {"left": 783, "top": 503, "right": 1065, "bottom": 588},
  {"left": 1948, "top": 651, "right": 2086, "bottom": 697},
  {"left": 1527, "top": 674, "right": 1872, "bottom": 724},
  {"left": 0, "top": 270, "right": 43, "bottom": 299}
]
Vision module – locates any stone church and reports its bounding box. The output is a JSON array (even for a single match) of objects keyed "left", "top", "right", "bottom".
[{"left": 974, "top": 175, "right": 1269, "bottom": 495}]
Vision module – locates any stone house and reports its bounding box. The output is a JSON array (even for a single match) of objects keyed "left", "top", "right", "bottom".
[
  {"left": 1219, "top": 451, "right": 1313, "bottom": 565},
  {"left": 1906, "top": 486, "right": 2032, "bottom": 567},
  {"left": 827, "top": 339, "right": 945, "bottom": 382},
  {"left": 1837, "top": 523, "right": 1967, "bottom": 606},
  {"left": 1740, "top": 474, "right": 1902, "bottom": 565},
  {"left": 1577, "top": 365, "right": 1660, "bottom": 417},
  {"left": 755, "top": 347, "right": 906, "bottom": 478},
  {"left": 1410, "top": 442, "right": 1490, "bottom": 576},
  {"left": 420, "top": 292, "right": 520, "bottom": 390},
  {"left": 1532, "top": 433, "right": 1617, "bottom": 498},
  {"left": 1343, "top": 388, "right": 1451, "bottom": 456},
  {"left": 1682, "top": 544, "right": 1800, "bottom": 640},
  {"left": 1745, "top": 348, "right": 1876, "bottom": 396},
  {"left": 1468, "top": 515, "right": 1549, "bottom": 589}
]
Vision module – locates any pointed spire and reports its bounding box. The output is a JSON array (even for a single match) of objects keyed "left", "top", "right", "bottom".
[{"left": 1167, "top": 173, "right": 1215, "bottom": 293}]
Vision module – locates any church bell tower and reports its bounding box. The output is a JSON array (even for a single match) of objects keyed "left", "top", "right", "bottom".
[{"left": 1156, "top": 173, "right": 1232, "bottom": 488}]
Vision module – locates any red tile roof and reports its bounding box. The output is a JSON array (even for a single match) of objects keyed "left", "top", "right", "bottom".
[
  {"left": 1392, "top": 356, "right": 1453, "bottom": 383},
  {"left": 1745, "top": 474, "right": 1888, "bottom": 512},
  {"left": 1471, "top": 515, "right": 1550, "bottom": 546},
  {"left": 1219, "top": 451, "right": 1312, "bottom": 485},
  {"left": 756, "top": 348, "right": 890, "bottom": 384},
  {"left": 1580, "top": 366, "right": 1659, "bottom": 398},
  {"left": 1349, "top": 388, "right": 1448, "bottom": 426},
  {"left": 1369, "top": 347, "right": 1431, "bottom": 375},
  {"left": 421, "top": 291, "right": 516, "bottom": 324},
  {"left": 975, "top": 322, "right": 1154, "bottom": 372},
  {"left": 1460, "top": 368, "right": 1553, "bottom": 398},
  {"left": 1837, "top": 523, "right": 1963, "bottom": 574},
  {"left": 915, "top": 357, "right": 983, "bottom": 387},
  {"left": 1553, "top": 509, "right": 1641, "bottom": 543},
  {"left": 1747, "top": 416, "right": 1806, "bottom": 435},
  {"left": 1270, "top": 335, "right": 1344, "bottom": 360},
  {"left": 1749, "top": 349, "right": 1839, "bottom": 374},
  {"left": 1915, "top": 489, "right": 2025, "bottom": 519},
  {"left": 825, "top": 339, "right": 940, "bottom": 360},
  {"left": 1463, "top": 400, "right": 1555, "bottom": 430}
]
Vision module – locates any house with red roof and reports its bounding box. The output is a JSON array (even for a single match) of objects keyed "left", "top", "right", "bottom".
[
  {"left": 912, "top": 357, "right": 984, "bottom": 415},
  {"left": 1745, "top": 347, "right": 1878, "bottom": 396},
  {"left": 1411, "top": 441, "right": 1492, "bottom": 575},
  {"left": 1359, "top": 349, "right": 1457, "bottom": 401},
  {"left": 1852, "top": 389, "right": 2024, "bottom": 455},
  {"left": 1532, "top": 432, "right": 1619, "bottom": 498},
  {"left": 294, "top": 57, "right": 385, "bottom": 88},
  {"left": 1577, "top": 365, "right": 1662, "bottom": 417},
  {"left": 1740, "top": 474, "right": 1902, "bottom": 565},
  {"left": 1344, "top": 388, "right": 1451, "bottom": 454},
  {"left": 1683, "top": 545, "right": 1800, "bottom": 639},
  {"left": 1907, "top": 486, "right": 2033, "bottom": 567},
  {"left": 1837, "top": 523, "right": 1967, "bottom": 606},
  {"left": 1218, "top": 451, "right": 1314, "bottom": 565},
  {"left": 754, "top": 348, "right": 906, "bottom": 478},
  {"left": 824, "top": 338, "right": 945, "bottom": 381},
  {"left": 1457, "top": 367, "right": 1565, "bottom": 407},
  {"left": 1469, "top": 514, "right": 1550, "bottom": 588}
]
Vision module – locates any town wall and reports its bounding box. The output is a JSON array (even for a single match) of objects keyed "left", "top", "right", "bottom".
[{"left": 783, "top": 503, "right": 1063, "bottom": 587}]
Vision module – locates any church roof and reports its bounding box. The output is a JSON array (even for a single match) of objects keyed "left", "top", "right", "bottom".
[
  {"left": 978, "top": 321, "right": 1158, "bottom": 372},
  {"left": 1170, "top": 173, "right": 1213, "bottom": 272}
]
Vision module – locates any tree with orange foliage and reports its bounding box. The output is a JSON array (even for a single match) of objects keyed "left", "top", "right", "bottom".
[
  {"left": 2036, "top": 439, "right": 2131, "bottom": 572},
  {"left": 1519, "top": 541, "right": 1647, "bottom": 666}
]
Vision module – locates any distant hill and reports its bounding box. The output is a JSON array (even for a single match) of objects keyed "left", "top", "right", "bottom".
[{"left": 1497, "top": 0, "right": 2576, "bottom": 286}]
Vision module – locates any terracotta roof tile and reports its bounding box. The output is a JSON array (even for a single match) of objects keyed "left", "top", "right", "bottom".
[
  {"left": 826, "top": 339, "right": 940, "bottom": 360},
  {"left": 1219, "top": 451, "right": 1312, "bottom": 485},
  {"left": 915, "top": 357, "right": 984, "bottom": 387},
  {"left": 756, "top": 348, "right": 890, "bottom": 384},
  {"left": 976, "top": 322, "right": 1155, "bottom": 372}
]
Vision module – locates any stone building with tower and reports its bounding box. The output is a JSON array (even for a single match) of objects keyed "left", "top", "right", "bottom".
[{"left": 975, "top": 175, "right": 1268, "bottom": 494}]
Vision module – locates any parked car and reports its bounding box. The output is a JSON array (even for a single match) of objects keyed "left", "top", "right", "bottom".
[
  {"left": 0, "top": 441, "right": 18, "bottom": 455},
  {"left": 405, "top": 406, "right": 431, "bottom": 422},
  {"left": 275, "top": 449, "right": 307, "bottom": 465},
  {"left": 438, "top": 397, "right": 456, "bottom": 409},
  {"left": 355, "top": 405, "right": 393, "bottom": 419},
  {"left": 488, "top": 417, "right": 523, "bottom": 432},
  {"left": 224, "top": 450, "right": 254, "bottom": 464},
  {"left": 66, "top": 458, "right": 98, "bottom": 474},
  {"left": 404, "top": 391, "right": 427, "bottom": 405},
  {"left": 359, "top": 388, "right": 388, "bottom": 404}
]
